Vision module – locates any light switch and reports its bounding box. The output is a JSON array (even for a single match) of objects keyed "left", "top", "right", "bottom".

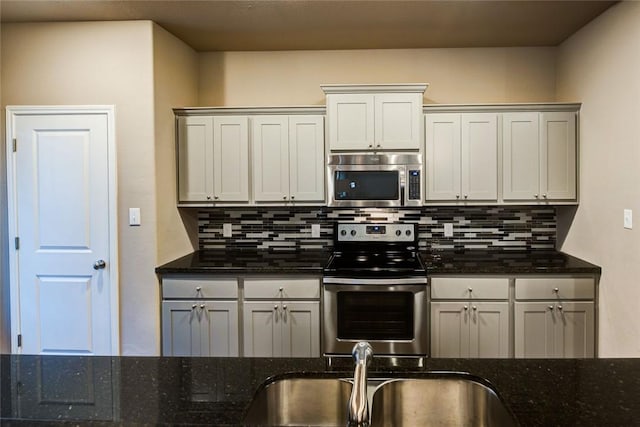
[
  {"left": 223, "top": 223, "right": 232, "bottom": 237},
  {"left": 444, "top": 223, "right": 454, "bottom": 237},
  {"left": 311, "top": 224, "right": 321, "bottom": 238},
  {"left": 624, "top": 209, "right": 633, "bottom": 229},
  {"left": 129, "top": 208, "right": 141, "bottom": 226}
]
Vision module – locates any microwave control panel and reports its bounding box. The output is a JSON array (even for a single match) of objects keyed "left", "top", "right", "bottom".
[{"left": 408, "top": 170, "right": 421, "bottom": 200}]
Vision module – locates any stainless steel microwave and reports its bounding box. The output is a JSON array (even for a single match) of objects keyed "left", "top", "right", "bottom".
[{"left": 327, "top": 153, "right": 423, "bottom": 207}]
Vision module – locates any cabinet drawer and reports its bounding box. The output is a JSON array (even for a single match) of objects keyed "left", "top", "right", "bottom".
[
  {"left": 431, "top": 277, "right": 509, "bottom": 300},
  {"left": 162, "top": 277, "right": 238, "bottom": 299},
  {"left": 515, "top": 277, "right": 594, "bottom": 300},
  {"left": 244, "top": 279, "right": 320, "bottom": 299}
]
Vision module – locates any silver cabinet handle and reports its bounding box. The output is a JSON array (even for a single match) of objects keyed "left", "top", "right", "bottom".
[
  {"left": 557, "top": 305, "right": 563, "bottom": 311},
  {"left": 291, "top": 196, "right": 295, "bottom": 200},
  {"left": 196, "top": 286, "right": 202, "bottom": 292},
  {"left": 283, "top": 305, "right": 287, "bottom": 310},
  {"left": 376, "top": 144, "right": 381, "bottom": 148},
  {"left": 464, "top": 194, "right": 468, "bottom": 199},
  {"left": 283, "top": 196, "right": 287, "bottom": 200},
  {"left": 214, "top": 195, "right": 219, "bottom": 200},
  {"left": 472, "top": 306, "right": 477, "bottom": 311},
  {"left": 456, "top": 195, "right": 460, "bottom": 199},
  {"left": 279, "top": 287, "right": 283, "bottom": 292},
  {"left": 368, "top": 144, "right": 373, "bottom": 148},
  {"left": 274, "top": 305, "right": 279, "bottom": 311},
  {"left": 553, "top": 287, "right": 559, "bottom": 293},
  {"left": 93, "top": 260, "right": 106, "bottom": 270},
  {"left": 463, "top": 305, "right": 468, "bottom": 311},
  {"left": 534, "top": 194, "right": 539, "bottom": 198},
  {"left": 191, "top": 304, "right": 197, "bottom": 310},
  {"left": 467, "top": 287, "right": 473, "bottom": 293},
  {"left": 543, "top": 194, "right": 547, "bottom": 198},
  {"left": 548, "top": 305, "right": 555, "bottom": 310}
]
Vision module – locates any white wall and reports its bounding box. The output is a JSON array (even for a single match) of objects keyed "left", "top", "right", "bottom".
[
  {"left": 199, "top": 47, "right": 557, "bottom": 106},
  {"left": 556, "top": 1, "right": 640, "bottom": 356},
  {"left": 1, "top": 21, "right": 159, "bottom": 355},
  {"left": 152, "top": 23, "right": 199, "bottom": 264}
]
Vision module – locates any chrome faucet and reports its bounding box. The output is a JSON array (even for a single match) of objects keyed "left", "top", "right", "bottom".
[{"left": 348, "top": 342, "right": 373, "bottom": 427}]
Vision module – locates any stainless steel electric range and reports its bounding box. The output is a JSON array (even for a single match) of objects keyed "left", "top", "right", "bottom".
[{"left": 322, "top": 222, "right": 428, "bottom": 356}]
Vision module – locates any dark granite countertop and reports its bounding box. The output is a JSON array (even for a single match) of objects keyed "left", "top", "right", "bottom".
[
  {"left": 1, "top": 355, "right": 638, "bottom": 426},
  {"left": 156, "top": 249, "right": 600, "bottom": 276},
  {"left": 155, "top": 249, "right": 331, "bottom": 275},
  {"left": 421, "top": 250, "right": 601, "bottom": 275}
]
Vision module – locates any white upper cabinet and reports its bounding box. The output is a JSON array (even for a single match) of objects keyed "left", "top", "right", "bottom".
[
  {"left": 178, "top": 116, "right": 214, "bottom": 202},
  {"left": 323, "top": 84, "right": 427, "bottom": 151},
  {"left": 177, "top": 115, "right": 249, "bottom": 203},
  {"left": 252, "top": 115, "right": 325, "bottom": 203},
  {"left": 213, "top": 116, "right": 250, "bottom": 202},
  {"left": 426, "top": 112, "right": 497, "bottom": 201},
  {"left": 289, "top": 116, "right": 325, "bottom": 202},
  {"left": 503, "top": 111, "right": 576, "bottom": 202},
  {"left": 252, "top": 116, "right": 290, "bottom": 202}
]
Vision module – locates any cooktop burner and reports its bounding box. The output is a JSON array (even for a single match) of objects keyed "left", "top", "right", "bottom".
[{"left": 323, "top": 223, "right": 425, "bottom": 278}]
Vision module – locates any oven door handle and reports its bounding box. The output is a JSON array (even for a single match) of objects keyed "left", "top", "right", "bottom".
[{"left": 323, "top": 277, "right": 427, "bottom": 285}]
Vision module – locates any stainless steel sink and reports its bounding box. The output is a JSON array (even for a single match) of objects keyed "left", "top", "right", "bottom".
[
  {"left": 243, "top": 373, "right": 517, "bottom": 427},
  {"left": 243, "top": 377, "right": 353, "bottom": 426},
  {"left": 370, "top": 375, "right": 518, "bottom": 427}
]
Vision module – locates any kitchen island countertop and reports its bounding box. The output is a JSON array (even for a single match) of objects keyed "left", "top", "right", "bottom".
[{"left": 1, "top": 355, "right": 638, "bottom": 426}]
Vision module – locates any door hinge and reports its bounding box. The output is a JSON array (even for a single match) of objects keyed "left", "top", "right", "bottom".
[
  {"left": 17, "top": 334, "right": 22, "bottom": 347},
  {"left": 13, "top": 138, "right": 17, "bottom": 152},
  {"left": 14, "top": 237, "right": 19, "bottom": 250}
]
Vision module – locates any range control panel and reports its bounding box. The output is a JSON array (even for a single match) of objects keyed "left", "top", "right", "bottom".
[{"left": 337, "top": 223, "right": 416, "bottom": 242}]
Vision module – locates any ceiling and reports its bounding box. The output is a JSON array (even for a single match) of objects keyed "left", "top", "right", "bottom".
[{"left": 0, "top": 0, "right": 617, "bottom": 52}]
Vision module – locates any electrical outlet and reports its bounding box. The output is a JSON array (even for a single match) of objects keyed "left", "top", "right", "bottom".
[
  {"left": 444, "top": 223, "right": 454, "bottom": 237},
  {"left": 311, "top": 224, "right": 321, "bottom": 238},
  {"left": 223, "top": 223, "right": 232, "bottom": 237},
  {"left": 624, "top": 209, "right": 633, "bottom": 229}
]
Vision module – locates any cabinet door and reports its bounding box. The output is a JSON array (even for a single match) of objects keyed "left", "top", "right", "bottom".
[
  {"left": 177, "top": 116, "right": 213, "bottom": 202},
  {"left": 281, "top": 301, "right": 320, "bottom": 357},
  {"left": 469, "top": 302, "right": 509, "bottom": 358},
  {"left": 213, "top": 116, "right": 249, "bottom": 201},
  {"left": 375, "top": 93, "right": 422, "bottom": 150},
  {"left": 431, "top": 302, "right": 470, "bottom": 358},
  {"left": 425, "top": 113, "right": 461, "bottom": 201},
  {"left": 252, "top": 116, "right": 290, "bottom": 201},
  {"left": 514, "top": 302, "right": 555, "bottom": 358},
  {"left": 200, "top": 301, "right": 239, "bottom": 357},
  {"left": 162, "top": 301, "right": 201, "bottom": 356},
  {"left": 503, "top": 112, "right": 540, "bottom": 200},
  {"left": 554, "top": 302, "right": 594, "bottom": 358},
  {"left": 243, "top": 301, "right": 283, "bottom": 357},
  {"left": 289, "top": 115, "right": 325, "bottom": 202},
  {"left": 462, "top": 113, "right": 498, "bottom": 201},
  {"left": 327, "top": 94, "right": 374, "bottom": 151},
  {"left": 541, "top": 112, "right": 577, "bottom": 200}
]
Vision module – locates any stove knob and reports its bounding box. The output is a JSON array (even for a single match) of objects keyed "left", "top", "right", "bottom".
[
  {"left": 350, "top": 230, "right": 357, "bottom": 236},
  {"left": 340, "top": 230, "right": 347, "bottom": 236},
  {"left": 395, "top": 230, "right": 402, "bottom": 236},
  {"left": 406, "top": 230, "right": 412, "bottom": 236}
]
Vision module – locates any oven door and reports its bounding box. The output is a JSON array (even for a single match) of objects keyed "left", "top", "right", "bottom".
[
  {"left": 323, "top": 278, "right": 428, "bottom": 356},
  {"left": 327, "top": 165, "right": 404, "bottom": 207}
]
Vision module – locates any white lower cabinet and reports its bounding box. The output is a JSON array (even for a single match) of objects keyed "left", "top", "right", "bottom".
[
  {"left": 162, "top": 300, "right": 239, "bottom": 357},
  {"left": 161, "top": 278, "right": 239, "bottom": 357},
  {"left": 514, "top": 277, "right": 595, "bottom": 358},
  {"left": 243, "top": 278, "right": 320, "bottom": 357},
  {"left": 431, "top": 301, "right": 509, "bottom": 358},
  {"left": 243, "top": 301, "right": 320, "bottom": 357}
]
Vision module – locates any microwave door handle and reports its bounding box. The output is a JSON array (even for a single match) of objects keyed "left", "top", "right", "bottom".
[{"left": 400, "top": 184, "right": 405, "bottom": 207}]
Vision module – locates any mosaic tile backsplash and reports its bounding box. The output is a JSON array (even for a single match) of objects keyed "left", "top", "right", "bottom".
[{"left": 198, "top": 206, "right": 556, "bottom": 251}]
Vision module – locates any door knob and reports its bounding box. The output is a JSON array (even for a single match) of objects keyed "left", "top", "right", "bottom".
[{"left": 93, "top": 260, "right": 106, "bottom": 270}]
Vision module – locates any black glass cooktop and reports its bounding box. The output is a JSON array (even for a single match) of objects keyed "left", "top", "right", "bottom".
[{"left": 324, "top": 250, "right": 426, "bottom": 277}]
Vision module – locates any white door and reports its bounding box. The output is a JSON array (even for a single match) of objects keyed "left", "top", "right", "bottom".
[
  {"left": 177, "top": 116, "right": 214, "bottom": 202},
  {"left": 7, "top": 107, "right": 118, "bottom": 355},
  {"left": 201, "top": 301, "right": 239, "bottom": 357},
  {"left": 514, "top": 302, "right": 555, "bottom": 358},
  {"left": 282, "top": 301, "right": 320, "bottom": 357},
  {"left": 469, "top": 302, "right": 509, "bottom": 358},
  {"left": 243, "top": 301, "right": 282, "bottom": 357},
  {"left": 430, "top": 302, "right": 469, "bottom": 358},
  {"left": 540, "top": 112, "right": 577, "bottom": 200}
]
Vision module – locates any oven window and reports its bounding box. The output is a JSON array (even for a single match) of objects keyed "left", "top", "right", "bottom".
[
  {"left": 337, "top": 291, "right": 414, "bottom": 340},
  {"left": 334, "top": 171, "right": 399, "bottom": 200}
]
